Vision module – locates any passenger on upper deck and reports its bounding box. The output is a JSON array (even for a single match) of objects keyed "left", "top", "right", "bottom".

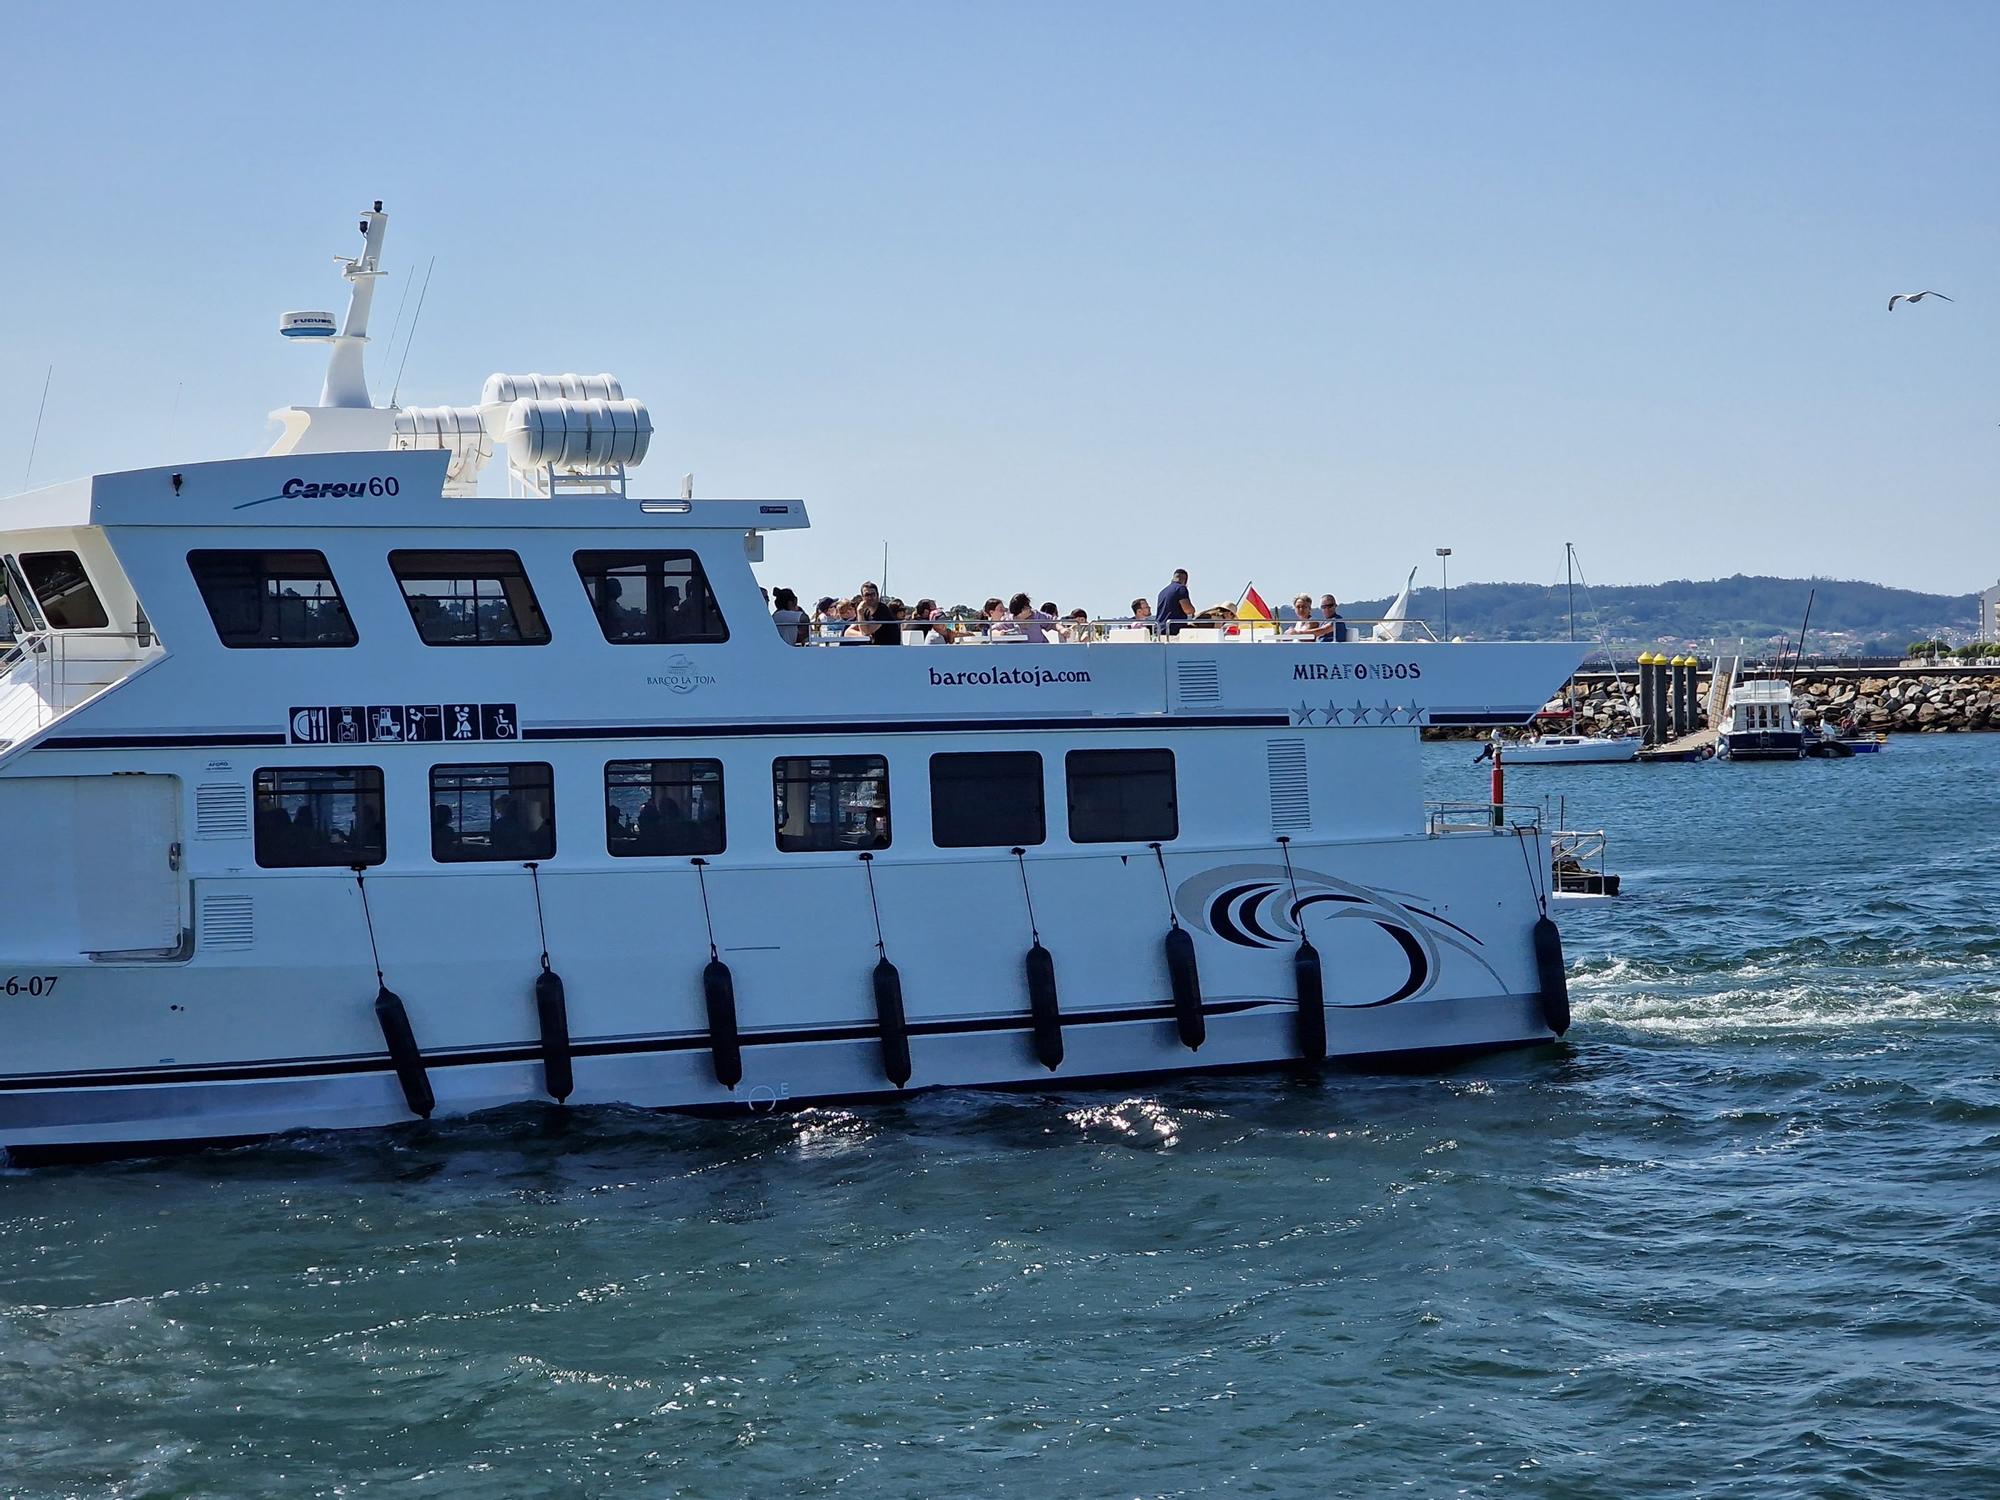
[
  {"left": 771, "top": 587, "right": 809, "bottom": 645},
  {"left": 1285, "top": 595, "right": 1317, "bottom": 639},
  {"left": 905, "top": 599, "right": 955, "bottom": 644},
  {"left": 983, "top": 598, "right": 1023, "bottom": 642},
  {"left": 1312, "top": 594, "right": 1349, "bottom": 643},
  {"left": 1010, "top": 594, "right": 1055, "bottom": 644},
  {"left": 1155, "top": 569, "right": 1194, "bottom": 636},
  {"left": 877, "top": 600, "right": 905, "bottom": 645}
]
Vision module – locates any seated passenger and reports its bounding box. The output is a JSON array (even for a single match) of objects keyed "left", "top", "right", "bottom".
[
  {"left": 489, "top": 794, "right": 525, "bottom": 856},
  {"left": 1285, "top": 595, "right": 1317, "bottom": 639},
  {"left": 593, "top": 578, "right": 649, "bottom": 641},
  {"left": 1313, "top": 595, "right": 1348, "bottom": 643},
  {"left": 770, "top": 587, "right": 809, "bottom": 646},
  {"left": 984, "top": 597, "right": 1023, "bottom": 641},
  {"left": 876, "top": 599, "right": 905, "bottom": 645},
  {"left": 1062, "top": 608, "right": 1094, "bottom": 643},
  {"left": 846, "top": 601, "right": 885, "bottom": 641},
  {"left": 1010, "top": 593, "right": 1054, "bottom": 643},
  {"left": 433, "top": 802, "right": 459, "bottom": 855}
]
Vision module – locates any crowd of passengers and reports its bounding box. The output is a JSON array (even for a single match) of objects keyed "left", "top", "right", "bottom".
[{"left": 764, "top": 570, "right": 1352, "bottom": 646}]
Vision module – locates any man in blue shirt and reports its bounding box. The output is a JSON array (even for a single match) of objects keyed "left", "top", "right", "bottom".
[{"left": 1155, "top": 569, "right": 1194, "bottom": 637}]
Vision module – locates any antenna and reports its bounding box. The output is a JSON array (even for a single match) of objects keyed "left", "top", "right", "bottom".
[
  {"left": 24, "top": 365, "right": 52, "bottom": 489},
  {"left": 389, "top": 255, "right": 435, "bottom": 409},
  {"left": 379, "top": 266, "right": 417, "bottom": 385}
]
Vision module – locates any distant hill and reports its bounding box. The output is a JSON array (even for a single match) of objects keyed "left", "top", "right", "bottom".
[{"left": 1339, "top": 575, "right": 1976, "bottom": 653}]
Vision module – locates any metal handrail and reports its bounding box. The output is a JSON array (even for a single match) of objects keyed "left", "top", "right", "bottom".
[
  {"left": 0, "top": 630, "right": 162, "bottom": 742},
  {"left": 1425, "top": 801, "right": 1543, "bottom": 835}
]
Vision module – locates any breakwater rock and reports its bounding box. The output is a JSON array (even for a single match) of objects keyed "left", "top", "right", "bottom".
[
  {"left": 1421, "top": 666, "right": 2000, "bottom": 740},
  {"left": 1794, "top": 672, "right": 1999, "bottom": 733}
]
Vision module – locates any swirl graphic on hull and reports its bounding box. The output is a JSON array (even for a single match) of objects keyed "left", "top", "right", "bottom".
[{"left": 1175, "top": 864, "right": 1506, "bottom": 1007}]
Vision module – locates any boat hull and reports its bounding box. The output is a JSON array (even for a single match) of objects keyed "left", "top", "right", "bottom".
[
  {"left": 0, "top": 830, "right": 1564, "bottom": 1154},
  {"left": 1502, "top": 737, "right": 1639, "bottom": 765},
  {"left": 1719, "top": 730, "right": 1806, "bottom": 760}
]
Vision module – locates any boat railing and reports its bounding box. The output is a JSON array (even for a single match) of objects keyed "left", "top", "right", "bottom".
[
  {"left": 1425, "top": 801, "right": 1543, "bottom": 835},
  {"left": 0, "top": 630, "right": 160, "bottom": 747},
  {"left": 802, "top": 615, "right": 1441, "bottom": 646},
  {"left": 1551, "top": 828, "right": 1606, "bottom": 866}
]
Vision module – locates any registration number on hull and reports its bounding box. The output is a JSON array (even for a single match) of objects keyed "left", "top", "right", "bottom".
[{"left": 3, "top": 976, "right": 58, "bottom": 998}]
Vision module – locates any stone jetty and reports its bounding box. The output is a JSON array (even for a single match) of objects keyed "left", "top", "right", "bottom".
[{"left": 1425, "top": 663, "right": 2000, "bottom": 740}]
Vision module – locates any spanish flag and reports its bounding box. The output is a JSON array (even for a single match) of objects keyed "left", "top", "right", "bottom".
[{"left": 1237, "top": 584, "right": 1275, "bottom": 624}]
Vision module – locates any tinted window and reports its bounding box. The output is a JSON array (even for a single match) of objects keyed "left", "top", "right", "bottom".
[
  {"left": 390, "top": 550, "right": 550, "bottom": 646},
  {"left": 930, "top": 751, "right": 1044, "bottom": 848},
  {"left": 774, "top": 755, "right": 889, "bottom": 852},
  {"left": 606, "top": 759, "right": 726, "bottom": 855},
  {"left": 189, "top": 550, "right": 357, "bottom": 647},
  {"left": 20, "top": 551, "right": 109, "bottom": 630},
  {"left": 1066, "top": 749, "right": 1178, "bottom": 843},
  {"left": 254, "top": 767, "right": 385, "bottom": 868},
  {"left": 575, "top": 550, "right": 728, "bottom": 644},
  {"left": 431, "top": 763, "right": 556, "bottom": 862}
]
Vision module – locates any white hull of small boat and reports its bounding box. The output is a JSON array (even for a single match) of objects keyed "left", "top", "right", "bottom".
[{"left": 1502, "top": 735, "right": 1639, "bottom": 765}]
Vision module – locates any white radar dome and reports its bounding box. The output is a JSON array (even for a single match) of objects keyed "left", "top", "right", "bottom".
[{"left": 280, "top": 310, "right": 337, "bottom": 339}]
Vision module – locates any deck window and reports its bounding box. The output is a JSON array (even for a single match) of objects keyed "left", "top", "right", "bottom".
[
  {"left": 19, "top": 551, "right": 109, "bottom": 631},
  {"left": 253, "top": 767, "right": 385, "bottom": 868},
  {"left": 431, "top": 763, "right": 557, "bottom": 862},
  {"left": 930, "top": 751, "right": 1045, "bottom": 848},
  {"left": 1065, "top": 749, "right": 1179, "bottom": 844},
  {"left": 606, "top": 759, "right": 726, "bottom": 856},
  {"left": 189, "top": 550, "right": 357, "bottom": 648},
  {"left": 574, "top": 550, "right": 728, "bottom": 644},
  {"left": 390, "top": 550, "right": 550, "bottom": 646},
  {"left": 774, "top": 755, "right": 890, "bottom": 852}
]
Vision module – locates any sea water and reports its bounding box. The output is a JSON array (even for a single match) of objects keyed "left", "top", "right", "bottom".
[{"left": 2, "top": 737, "right": 1996, "bottom": 1498}]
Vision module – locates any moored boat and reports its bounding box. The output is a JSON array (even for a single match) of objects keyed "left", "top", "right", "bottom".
[{"left": 1717, "top": 679, "right": 1807, "bottom": 760}]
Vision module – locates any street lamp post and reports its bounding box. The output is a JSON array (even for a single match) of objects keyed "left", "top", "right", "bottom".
[{"left": 1435, "top": 547, "right": 1452, "bottom": 641}]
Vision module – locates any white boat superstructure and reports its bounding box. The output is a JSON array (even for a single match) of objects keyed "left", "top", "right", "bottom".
[
  {"left": 1719, "top": 677, "right": 1806, "bottom": 761},
  {"left": 0, "top": 205, "right": 1588, "bottom": 1157}
]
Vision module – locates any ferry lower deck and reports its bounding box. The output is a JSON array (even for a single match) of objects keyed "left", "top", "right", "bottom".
[{"left": 0, "top": 718, "right": 1571, "bottom": 1152}]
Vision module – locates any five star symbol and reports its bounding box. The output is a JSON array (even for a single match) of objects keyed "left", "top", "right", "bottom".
[{"left": 1294, "top": 699, "right": 1430, "bottom": 726}]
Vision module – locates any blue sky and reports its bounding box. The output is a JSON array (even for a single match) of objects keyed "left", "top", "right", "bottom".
[{"left": 3, "top": 1, "right": 1994, "bottom": 610}]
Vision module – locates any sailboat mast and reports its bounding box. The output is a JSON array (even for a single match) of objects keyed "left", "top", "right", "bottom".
[{"left": 1565, "top": 542, "right": 1576, "bottom": 644}]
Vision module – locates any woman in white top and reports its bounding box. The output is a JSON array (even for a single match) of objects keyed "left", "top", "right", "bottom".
[
  {"left": 1284, "top": 594, "right": 1317, "bottom": 640},
  {"left": 770, "top": 587, "right": 809, "bottom": 646}
]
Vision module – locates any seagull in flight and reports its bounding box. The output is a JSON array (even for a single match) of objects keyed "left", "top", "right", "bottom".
[{"left": 1887, "top": 290, "right": 1954, "bottom": 311}]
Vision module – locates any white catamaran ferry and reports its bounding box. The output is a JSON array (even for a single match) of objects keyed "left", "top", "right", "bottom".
[{"left": 0, "top": 205, "right": 1586, "bottom": 1157}]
